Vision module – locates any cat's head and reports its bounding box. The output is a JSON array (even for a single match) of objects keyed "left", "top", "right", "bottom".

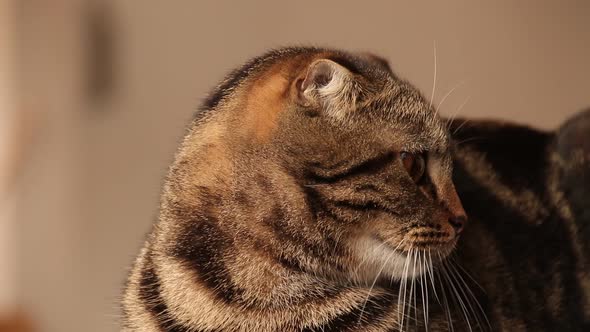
[{"left": 192, "top": 48, "right": 466, "bottom": 284}]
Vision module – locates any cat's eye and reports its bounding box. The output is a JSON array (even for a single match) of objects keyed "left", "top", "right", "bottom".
[{"left": 400, "top": 151, "right": 426, "bottom": 183}]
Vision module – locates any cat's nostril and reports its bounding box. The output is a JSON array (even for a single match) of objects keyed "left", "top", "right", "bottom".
[{"left": 449, "top": 215, "right": 467, "bottom": 235}]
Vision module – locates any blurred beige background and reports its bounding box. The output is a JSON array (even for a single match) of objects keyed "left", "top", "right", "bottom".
[{"left": 1, "top": 0, "right": 589, "bottom": 331}]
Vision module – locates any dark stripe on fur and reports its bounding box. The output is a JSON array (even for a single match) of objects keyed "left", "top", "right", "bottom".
[
  {"left": 302, "top": 292, "right": 397, "bottom": 332},
  {"left": 262, "top": 204, "right": 324, "bottom": 258},
  {"left": 330, "top": 199, "right": 400, "bottom": 216},
  {"left": 305, "top": 152, "right": 397, "bottom": 185},
  {"left": 138, "top": 255, "right": 195, "bottom": 332},
  {"left": 169, "top": 210, "right": 244, "bottom": 304},
  {"left": 302, "top": 185, "right": 373, "bottom": 227}
]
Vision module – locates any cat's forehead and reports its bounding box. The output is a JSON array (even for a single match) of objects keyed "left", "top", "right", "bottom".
[
  {"left": 336, "top": 53, "right": 450, "bottom": 152},
  {"left": 390, "top": 113, "right": 450, "bottom": 154},
  {"left": 360, "top": 79, "right": 451, "bottom": 154}
]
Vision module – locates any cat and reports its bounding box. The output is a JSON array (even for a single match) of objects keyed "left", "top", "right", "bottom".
[
  {"left": 448, "top": 110, "right": 590, "bottom": 331},
  {"left": 121, "top": 46, "right": 590, "bottom": 331}
]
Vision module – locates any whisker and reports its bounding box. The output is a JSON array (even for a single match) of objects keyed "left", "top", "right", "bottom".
[
  {"left": 362, "top": 234, "right": 406, "bottom": 270},
  {"left": 447, "top": 260, "right": 491, "bottom": 331},
  {"left": 400, "top": 249, "right": 409, "bottom": 331},
  {"left": 435, "top": 80, "right": 466, "bottom": 118},
  {"left": 452, "top": 118, "right": 470, "bottom": 135},
  {"left": 449, "top": 255, "right": 486, "bottom": 293},
  {"left": 428, "top": 40, "right": 437, "bottom": 110},
  {"left": 424, "top": 252, "right": 431, "bottom": 330},
  {"left": 419, "top": 251, "right": 429, "bottom": 331},
  {"left": 444, "top": 260, "right": 478, "bottom": 329},
  {"left": 352, "top": 237, "right": 392, "bottom": 278},
  {"left": 398, "top": 247, "right": 413, "bottom": 331},
  {"left": 446, "top": 96, "right": 471, "bottom": 130},
  {"left": 440, "top": 257, "right": 473, "bottom": 332},
  {"left": 436, "top": 258, "right": 454, "bottom": 332},
  {"left": 427, "top": 250, "right": 439, "bottom": 302},
  {"left": 358, "top": 251, "right": 395, "bottom": 324},
  {"left": 411, "top": 250, "right": 418, "bottom": 331},
  {"left": 454, "top": 136, "right": 485, "bottom": 146}
]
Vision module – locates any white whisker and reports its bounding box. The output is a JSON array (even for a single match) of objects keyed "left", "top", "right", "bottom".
[
  {"left": 411, "top": 250, "right": 418, "bottom": 330},
  {"left": 419, "top": 251, "right": 429, "bottom": 330},
  {"left": 441, "top": 257, "right": 473, "bottom": 332},
  {"left": 452, "top": 118, "right": 470, "bottom": 135},
  {"left": 437, "top": 253, "right": 455, "bottom": 332},
  {"left": 398, "top": 247, "right": 412, "bottom": 331},
  {"left": 450, "top": 255, "right": 486, "bottom": 293},
  {"left": 428, "top": 41, "right": 437, "bottom": 110},
  {"left": 435, "top": 80, "right": 466, "bottom": 118},
  {"left": 427, "top": 249, "right": 439, "bottom": 302},
  {"left": 446, "top": 95, "right": 471, "bottom": 131},
  {"left": 352, "top": 235, "right": 404, "bottom": 278},
  {"left": 447, "top": 259, "right": 491, "bottom": 331},
  {"left": 445, "top": 260, "right": 479, "bottom": 330},
  {"left": 358, "top": 252, "right": 393, "bottom": 325}
]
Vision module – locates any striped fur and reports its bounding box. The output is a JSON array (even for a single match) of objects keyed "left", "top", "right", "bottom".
[
  {"left": 122, "top": 47, "right": 590, "bottom": 331},
  {"left": 450, "top": 112, "right": 590, "bottom": 331}
]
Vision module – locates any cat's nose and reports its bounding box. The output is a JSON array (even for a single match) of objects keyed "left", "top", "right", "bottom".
[{"left": 449, "top": 215, "right": 467, "bottom": 235}]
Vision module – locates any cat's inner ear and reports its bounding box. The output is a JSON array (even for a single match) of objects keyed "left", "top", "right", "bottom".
[{"left": 296, "top": 59, "right": 357, "bottom": 118}]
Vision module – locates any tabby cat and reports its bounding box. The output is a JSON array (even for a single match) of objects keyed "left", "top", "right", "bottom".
[{"left": 122, "top": 47, "right": 590, "bottom": 331}]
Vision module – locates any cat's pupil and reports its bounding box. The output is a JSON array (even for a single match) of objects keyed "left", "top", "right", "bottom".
[{"left": 400, "top": 151, "right": 425, "bottom": 183}]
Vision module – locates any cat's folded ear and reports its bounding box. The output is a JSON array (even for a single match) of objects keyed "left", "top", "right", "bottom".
[
  {"left": 361, "top": 52, "right": 394, "bottom": 75},
  {"left": 295, "top": 59, "right": 359, "bottom": 119}
]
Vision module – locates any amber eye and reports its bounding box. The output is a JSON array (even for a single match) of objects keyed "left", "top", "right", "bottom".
[{"left": 400, "top": 151, "right": 426, "bottom": 183}]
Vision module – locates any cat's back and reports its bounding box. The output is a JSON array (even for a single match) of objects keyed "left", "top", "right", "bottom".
[{"left": 450, "top": 110, "right": 590, "bottom": 331}]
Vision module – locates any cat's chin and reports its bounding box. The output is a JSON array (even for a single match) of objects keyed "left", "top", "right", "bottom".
[{"left": 351, "top": 235, "right": 455, "bottom": 284}]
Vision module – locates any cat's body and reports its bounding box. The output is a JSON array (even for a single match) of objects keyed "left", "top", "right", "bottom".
[
  {"left": 450, "top": 115, "right": 590, "bottom": 331},
  {"left": 122, "top": 47, "right": 590, "bottom": 331}
]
